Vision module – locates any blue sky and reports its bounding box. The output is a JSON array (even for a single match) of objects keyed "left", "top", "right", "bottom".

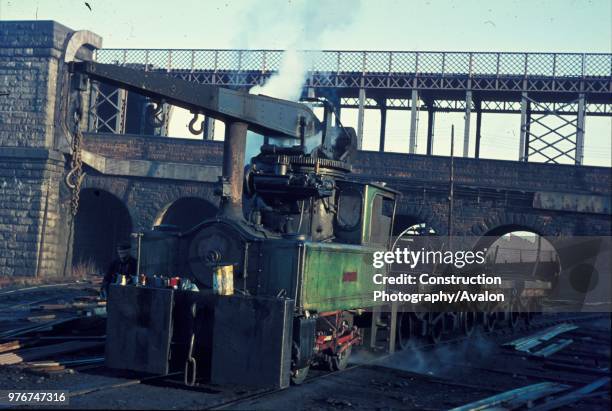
[
  {"left": 1, "top": 0, "right": 610, "bottom": 166},
  {"left": 2, "top": 0, "right": 610, "bottom": 52}
]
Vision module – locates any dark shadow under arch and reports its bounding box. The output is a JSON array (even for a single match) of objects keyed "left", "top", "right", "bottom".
[
  {"left": 155, "top": 197, "right": 218, "bottom": 232},
  {"left": 72, "top": 188, "right": 133, "bottom": 274}
]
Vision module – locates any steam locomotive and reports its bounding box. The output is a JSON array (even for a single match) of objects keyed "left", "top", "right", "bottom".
[
  {"left": 134, "top": 109, "right": 399, "bottom": 385},
  {"left": 68, "top": 61, "right": 405, "bottom": 387},
  {"left": 69, "top": 61, "right": 547, "bottom": 390}
]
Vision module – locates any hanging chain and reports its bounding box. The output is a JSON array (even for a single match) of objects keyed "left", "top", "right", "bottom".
[
  {"left": 65, "top": 108, "right": 85, "bottom": 217},
  {"left": 119, "top": 90, "right": 128, "bottom": 133},
  {"left": 61, "top": 77, "right": 89, "bottom": 278}
]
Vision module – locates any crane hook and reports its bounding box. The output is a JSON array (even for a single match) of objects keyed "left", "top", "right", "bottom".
[
  {"left": 145, "top": 101, "right": 166, "bottom": 128},
  {"left": 188, "top": 112, "right": 204, "bottom": 135}
]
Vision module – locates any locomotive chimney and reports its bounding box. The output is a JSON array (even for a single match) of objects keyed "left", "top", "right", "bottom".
[{"left": 220, "top": 121, "right": 248, "bottom": 219}]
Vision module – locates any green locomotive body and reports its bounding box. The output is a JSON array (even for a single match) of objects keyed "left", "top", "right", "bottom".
[
  {"left": 299, "top": 241, "right": 380, "bottom": 312},
  {"left": 133, "top": 169, "right": 398, "bottom": 386},
  {"left": 140, "top": 182, "right": 396, "bottom": 314}
]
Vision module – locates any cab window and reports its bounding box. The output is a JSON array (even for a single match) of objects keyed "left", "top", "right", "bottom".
[
  {"left": 334, "top": 185, "right": 363, "bottom": 244},
  {"left": 369, "top": 194, "right": 394, "bottom": 245}
]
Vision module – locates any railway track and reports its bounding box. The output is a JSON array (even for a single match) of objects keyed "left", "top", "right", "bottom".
[
  {"left": 207, "top": 312, "right": 609, "bottom": 410},
  {"left": 1, "top": 287, "right": 607, "bottom": 411},
  {"left": 54, "top": 312, "right": 608, "bottom": 410}
]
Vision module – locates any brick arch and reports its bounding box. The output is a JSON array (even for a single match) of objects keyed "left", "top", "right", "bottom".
[
  {"left": 147, "top": 184, "right": 216, "bottom": 217},
  {"left": 470, "top": 211, "right": 557, "bottom": 238},
  {"left": 468, "top": 212, "right": 563, "bottom": 257},
  {"left": 81, "top": 175, "right": 219, "bottom": 232},
  {"left": 79, "top": 177, "right": 136, "bottom": 227},
  {"left": 138, "top": 184, "right": 218, "bottom": 226}
]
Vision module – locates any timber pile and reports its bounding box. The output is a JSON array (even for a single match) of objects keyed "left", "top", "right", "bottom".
[
  {"left": 0, "top": 341, "right": 104, "bottom": 366},
  {"left": 0, "top": 280, "right": 107, "bottom": 376},
  {"left": 0, "top": 340, "right": 24, "bottom": 353},
  {"left": 0, "top": 335, "right": 105, "bottom": 376},
  {"left": 450, "top": 377, "right": 611, "bottom": 411},
  {"left": 503, "top": 323, "right": 579, "bottom": 357}
]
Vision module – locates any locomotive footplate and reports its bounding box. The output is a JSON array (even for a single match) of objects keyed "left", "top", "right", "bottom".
[{"left": 105, "top": 285, "right": 295, "bottom": 389}]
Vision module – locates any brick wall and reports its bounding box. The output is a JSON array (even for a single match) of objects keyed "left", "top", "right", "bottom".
[
  {"left": 396, "top": 191, "right": 611, "bottom": 237},
  {"left": 81, "top": 133, "right": 612, "bottom": 238},
  {"left": 0, "top": 149, "right": 71, "bottom": 276},
  {"left": 83, "top": 133, "right": 223, "bottom": 165},
  {"left": 0, "top": 21, "right": 73, "bottom": 148},
  {"left": 0, "top": 21, "right": 88, "bottom": 277},
  {"left": 83, "top": 134, "right": 611, "bottom": 195},
  {"left": 353, "top": 151, "right": 612, "bottom": 195}
]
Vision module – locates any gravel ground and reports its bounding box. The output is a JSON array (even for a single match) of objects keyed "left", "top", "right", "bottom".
[
  {"left": 0, "top": 285, "right": 609, "bottom": 411},
  {"left": 225, "top": 316, "right": 610, "bottom": 411}
]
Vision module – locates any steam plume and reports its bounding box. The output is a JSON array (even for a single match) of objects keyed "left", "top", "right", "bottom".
[
  {"left": 236, "top": 0, "right": 362, "bottom": 160},
  {"left": 242, "top": 0, "right": 362, "bottom": 101}
]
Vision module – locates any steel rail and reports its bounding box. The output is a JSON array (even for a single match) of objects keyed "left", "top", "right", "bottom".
[
  {"left": 206, "top": 313, "right": 608, "bottom": 410},
  {"left": 29, "top": 313, "right": 604, "bottom": 409}
]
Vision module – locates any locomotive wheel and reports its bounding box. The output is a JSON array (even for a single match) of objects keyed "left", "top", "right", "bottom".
[
  {"left": 483, "top": 311, "right": 497, "bottom": 332},
  {"left": 291, "top": 366, "right": 310, "bottom": 385},
  {"left": 509, "top": 310, "right": 520, "bottom": 329},
  {"left": 397, "top": 312, "right": 414, "bottom": 350},
  {"left": 496, "top": 311, "right": 505, "bottom": 324},
  {"left": 523, "top": 310, "right": 533, "bottom": 327},
  {"left": 461, "top": 312, "right": 476, "bottom": 336},
  {"left": 428, "top": 315, "right": 443, "bottom": 344},
  {"left": 508, "top": 300, "right": 520, "bottom": 329},
  {"left": 331, "top": 347, "right": 352, "bottom": 371}
]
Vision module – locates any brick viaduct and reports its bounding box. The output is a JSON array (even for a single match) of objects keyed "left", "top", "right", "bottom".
[{"left": 0, "top": 21, "right": 610, "bottom": 277}]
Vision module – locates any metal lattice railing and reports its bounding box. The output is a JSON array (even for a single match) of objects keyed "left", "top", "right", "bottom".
[{"left": 95, "top": 49, "right": 612, "bottom": 78}]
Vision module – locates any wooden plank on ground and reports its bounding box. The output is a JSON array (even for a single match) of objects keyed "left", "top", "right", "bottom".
[
  {"left": 0, "top": 353, "right": 21, "bottom": 365},
  {"left": 543, "top": 361, "right": 611, "bottom": 376},
  {"left": 529, "top": 377, "right": 611, "bottom": 411},
  {"left": 0, "top": 341, "right": 103, "bottom": 365},
  {"left": 0, "top": 317, "right": 79, "bottom": 339},
  {"left": 27, "top": 314, "right": 56, "bottom": 322},
  {"left": 0, "top": 340, "right": 20, "bottom": 353},
  {"left": 37, "top": 304, "right": 72, "bottom": 310}
]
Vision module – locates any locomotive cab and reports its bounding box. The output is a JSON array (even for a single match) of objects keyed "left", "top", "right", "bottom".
[{"left": 335, "top": 180, "right": 397, "bottom": 247}]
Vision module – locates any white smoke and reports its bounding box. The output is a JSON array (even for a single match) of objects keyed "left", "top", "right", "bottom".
[
  {"left": 242, "top": 0, "right": 362, "bottom": 101},
  {"left": 374, "top": 331, "right": 495, "bottom": 376},
  {"left": 250, "top": 49, "right": 307, "bottom": 101},
  {"left": 236, "top": 0, "right": 362, "bottom": 160}
]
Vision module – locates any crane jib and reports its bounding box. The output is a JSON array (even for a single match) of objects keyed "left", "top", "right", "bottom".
[{"left": 69, "top": 61, "right": 321, "bottom": 139}]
